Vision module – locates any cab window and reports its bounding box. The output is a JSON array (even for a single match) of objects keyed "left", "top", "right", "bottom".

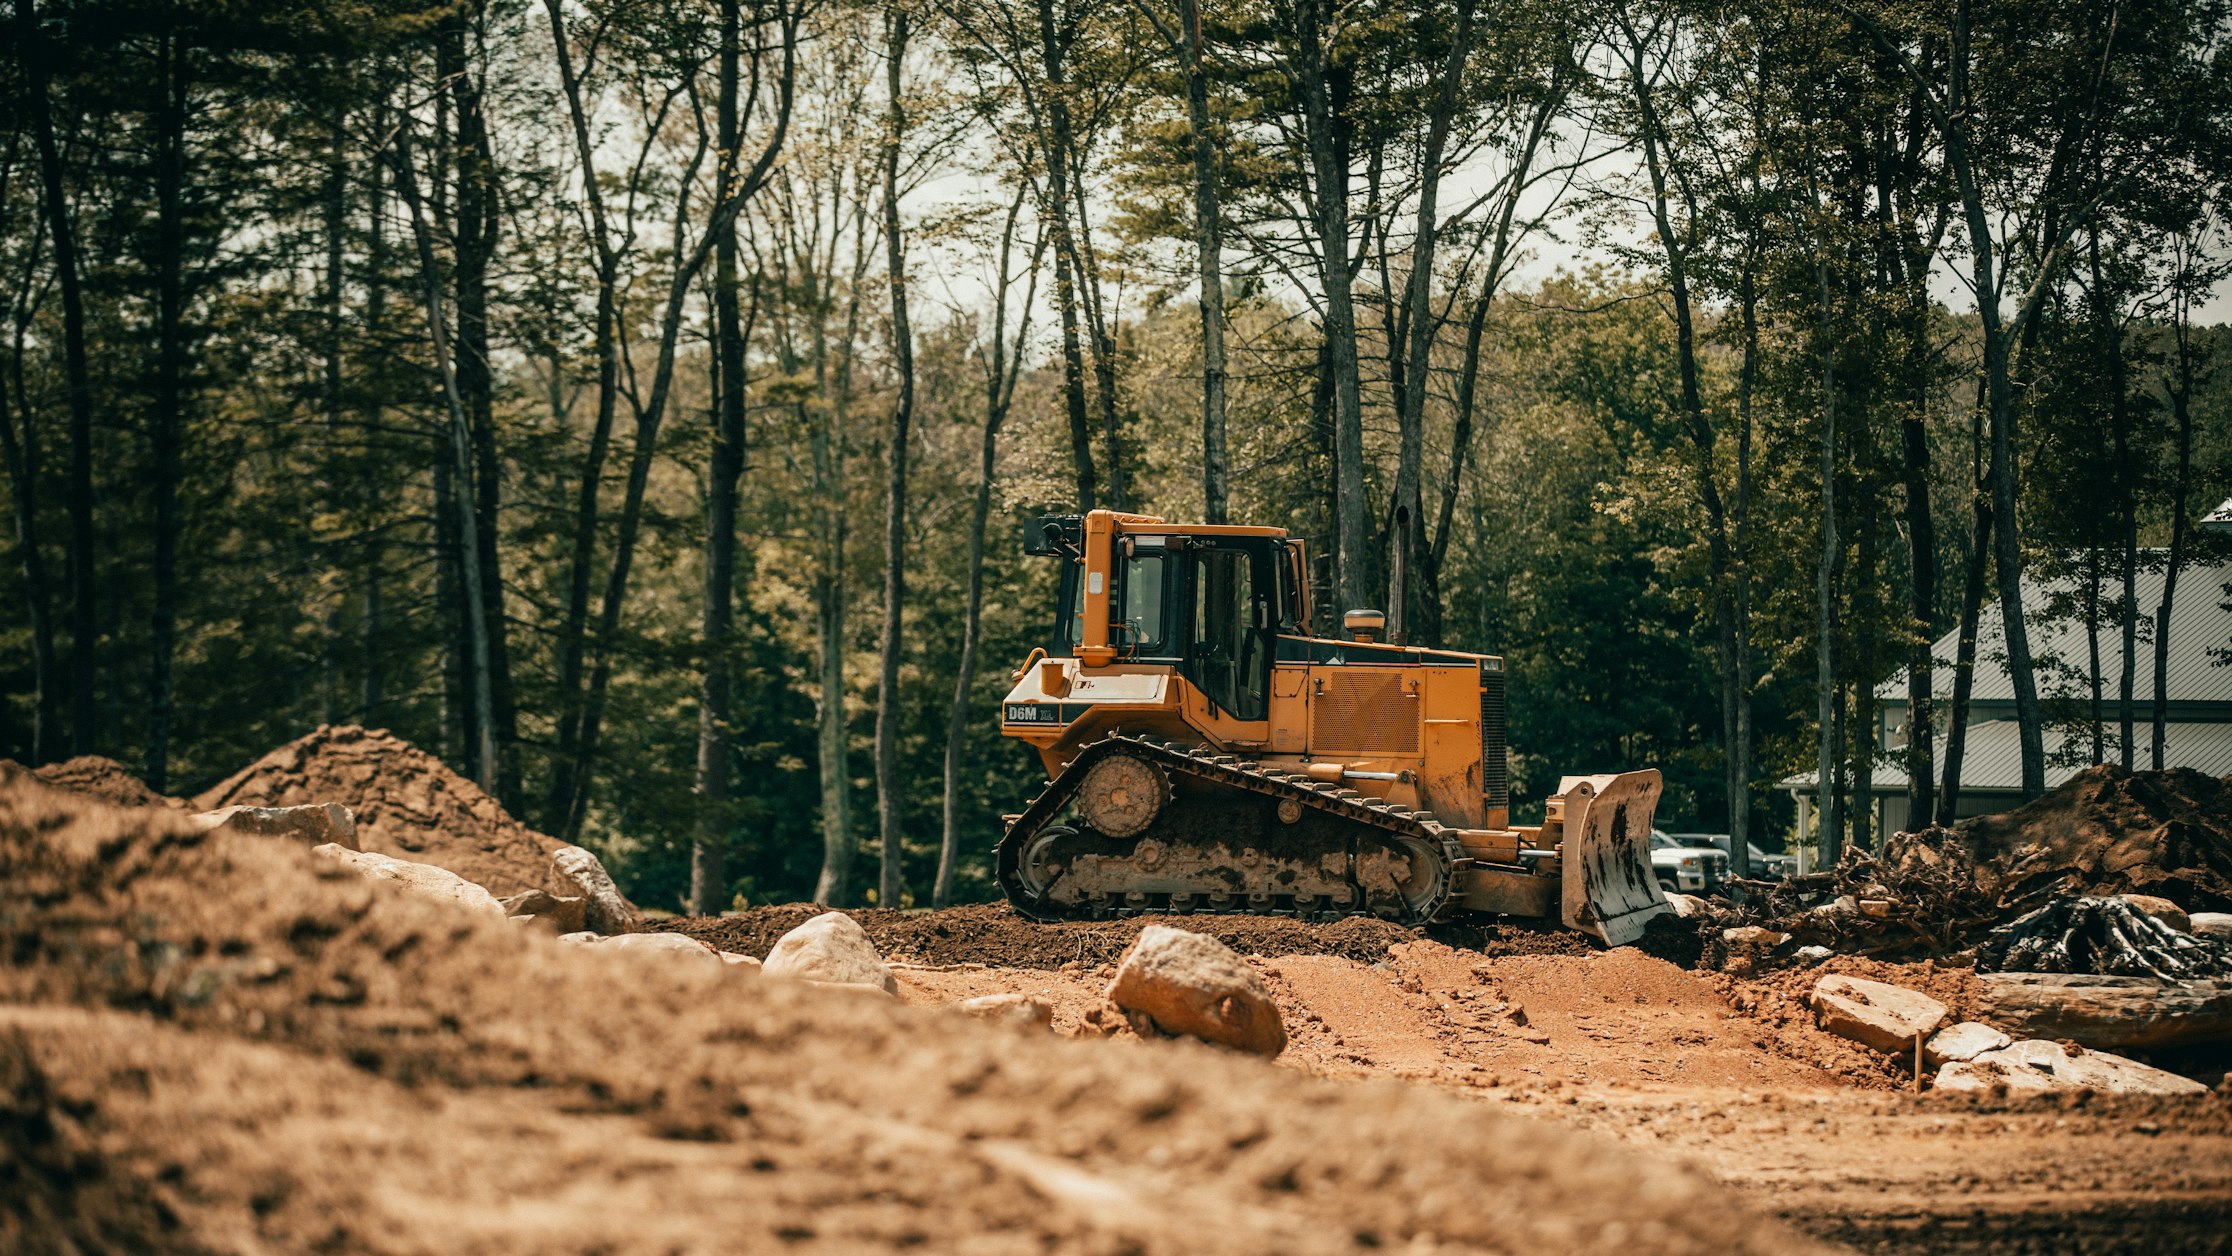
[{"left": 1120, "top": 554, "right": 1167, "bottom": 654}]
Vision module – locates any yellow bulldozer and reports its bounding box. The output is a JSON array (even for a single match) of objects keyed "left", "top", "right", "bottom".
[{"left": 994, "top": 510, "right": 1671, "bottom": 946}]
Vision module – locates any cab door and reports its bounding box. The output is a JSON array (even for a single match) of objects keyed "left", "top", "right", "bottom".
[{"left": 1179, "top": 542, "right": 1272, "bottom": 722}]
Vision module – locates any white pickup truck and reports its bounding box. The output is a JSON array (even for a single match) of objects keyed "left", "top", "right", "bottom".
[{"left": 1648, "top": 830, "right": 1728, "bottom": 894}]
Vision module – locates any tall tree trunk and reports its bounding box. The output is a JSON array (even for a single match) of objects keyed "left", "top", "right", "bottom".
[
  {"left": 1892, "top": 208, "right": 1936, "bottom": 831},
  {"left": 1815, "top": 243, "right": 1840, "bottom": 864},
  {"left": 2090, "top": 232, "right": 2138, "bottom": 771},
  {"left": 812, "top": 396, "right": 850, "bottom": 903},
  {"left": 391, "top": 119, "right": 498, "bottom": 789},
  {"left": 360, "top": 111, "right": 389, "bottom": 722},
  {"left": 1067, "top": 171, "right": 1126, "bottom": 510},
  {"left": 1296, "top": 0, "right": 1368, "bottom": 614},
  {"left": 2151, "top": 238, "right": 2199, "bottom": 771},
  {"left": 1853, "top": 519, "right": 1877, "bottom": 852},
  {"left": 1389, "top": 0, "right": 1473, "bottom": 646},
  {"left": 542, "top": 0, "right": 626, "bottom": 830},
  {"left": 1939, "top": 401, "right": 1992, "bottom": 824},
  {"left": 448, "top": 7, "right": 518, "bottom": 807},
  {"left": 1036, "top": 0, "right": 1098, "bottom": 513},
  {"left": 146, "top": 32, "right": 188, "bottom": 794},
  {"left": 692, "top": 0, "right": 751, "bottom": 916},
  {"left": 18, "top": 0, "right": 96, "bottom": 755},
  {"left": 0, "top": 193, "right": 56, "bottom": 763},
  {"left": 434, "top": 454, "right": 465, "bottom": 763},
  {"left": 1177, "top": 0, "right": 1226, "bottom": 522},
  {"left": 875, "top": 9, "right": 915, "bottom": 908}
]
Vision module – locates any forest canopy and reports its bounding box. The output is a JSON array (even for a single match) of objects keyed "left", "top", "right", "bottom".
[{"left": 1, "top": 0, "right": 2228, "bottom": 910}]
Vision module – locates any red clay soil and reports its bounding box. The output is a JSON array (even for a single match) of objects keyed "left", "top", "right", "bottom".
[
  {"left": 1951, "top": 765, "right": 2232, "bottom": 911},
  {"left": 654, "top": 902, "right": 1590, "bottom": 969},
  {"left": 0, "top": 763, "right": 1817, "bottom": 1255},
  {"left": 193, "top": 723, "right": 574, "bottom": 898},
  {"left": 890, "top": 932, "right": 2232, "bottom": 1254},
  {"left": 9, "top": 754, "right": 184, "bottom": 809}
]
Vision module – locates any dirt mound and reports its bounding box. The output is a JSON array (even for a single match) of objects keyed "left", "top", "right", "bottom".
[
  {"left": 0, "top": 762, "right": 1817, "bottom": 1254},
  {"left": 193, "top": 724, "right": 572, "bottom": 898},
  {"left": 1952, "top": 765, "right": 2232, "bottom": 912},
  {"left": 11, "top": 755, "right": 183, "bottom": 809},
  {"left": 657, "top": 902, "right": 1431, "bottom": 969}
]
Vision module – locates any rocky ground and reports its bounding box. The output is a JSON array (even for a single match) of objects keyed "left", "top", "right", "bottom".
[
  {"left": 9, "top": 732, "right": 2232, "bottom": 1254},
  {"left": 655, "top": 904, "right": 2232, "bottom": 1254}
]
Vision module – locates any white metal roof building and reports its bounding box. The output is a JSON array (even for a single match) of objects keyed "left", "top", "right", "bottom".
[{"left": 1783, "top": 549, "right": 2232, "bottom": 843}]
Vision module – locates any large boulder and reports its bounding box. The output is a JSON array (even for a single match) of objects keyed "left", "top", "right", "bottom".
[
  {"left": 2119, "top": 894, "right": 2192, "bottom": 934},
  {"left": 1105, "top": 925, "right": 1286, "bottom": 1057},
  {"left": 1934, "top": 1038, "right": 2207, "bottom": 1095},
  {"left": 761, "top": 912, "right": 897, "bottom": 994},
  {"left": 1811, "top": 974, "right": 1947, "bottom": 1053},
  {"left": 312, "top": 843, "right": 503, "bottom": 918},
  {"left": 552, "top": 846, "right": 638, "bottom": 935},
  {"left": 193, "top": 802, "right": 358, "bottom": 851}
]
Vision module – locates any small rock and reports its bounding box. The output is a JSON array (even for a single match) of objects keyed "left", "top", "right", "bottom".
[
  {"left": 1935, "top": 1038, "right": 2207, "bottom": 1095},
  {"left": 761, "top": 911, "right": 897, "bottom": 994},
  {"left": 1811, "top": 974, "right": 1948, "bottom": 1053},
  {"left": 1105, "top": 925, "right": 1285, "bottom": 1057},
  {"left": 1662, "top": 893, "right": 1706, "bottom": 918},
  {"left": 1925, "top": 1021, "right": 2013, "bottom": 1067},
  {"left": 1721, "top": 926, "right": 1789, "bottom": 947},
  {"left": 497, "top": 889, "right": 587, "bottom": 934},
  {"left": 193, "top": 803, "right": 358, "bottom": 850},
  {"left": 719, "top": 952, "right": 762, "bottom": 970},
  {"left": 552, "top": 846, "right": 639, "bottom": 935},
  {"left": 1794, "top": 945, "right": 1834, "bottom": 965},
  {"left": 2120, "top": 895, "right": 2192, "bottom": 935},
  {"left": 2190, "top": 912, "right": 2232, "bottom": 942},
  {"left": 313, "top": 843, "right": 503, "bottom": 918},
  {"left": 956, "top": 993, "right": 1054, "bottom": 1029},
  {"left": 595, "top": 931, "right": 722, "bottom": 968},
  {"left": 1858, "top": 898, "right": 1893, "bottom": 918}
]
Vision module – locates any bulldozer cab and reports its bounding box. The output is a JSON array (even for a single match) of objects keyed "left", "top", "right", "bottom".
[{"left": 1044, "top": 524, "right": 1303, "bottom": 722}]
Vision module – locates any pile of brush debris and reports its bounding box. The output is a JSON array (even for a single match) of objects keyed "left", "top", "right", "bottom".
[{"left": 1696, "top": 766, "right": 2232, "bottom": 974}]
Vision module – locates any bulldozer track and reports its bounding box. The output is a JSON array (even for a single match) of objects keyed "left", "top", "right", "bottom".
[{"left": 995, "top": 733, "right": 1475, "bottom": 927}]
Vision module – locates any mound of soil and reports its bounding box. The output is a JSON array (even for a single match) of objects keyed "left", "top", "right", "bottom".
[
  {"left": 0, "top": 762, "right": 1817, "bottom": 1254},
  {"left": 194, "top": 724, "right": 572, "bottom": 899},
  {"left": 1714, "top": 958, "right": 1988, "bottom": 1088},
  {"left": 12, "top": 755, "right": 183, "bottom": 809},
  {"left": 656, "top": 902, "right": 1436, "bottom": 969},
  {"left": 1950, "top": 765, "right": 2232, "bottom": 912}
]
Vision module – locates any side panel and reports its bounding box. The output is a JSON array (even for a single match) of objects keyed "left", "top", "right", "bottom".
[{"left": 1417, "top": 664, "right": 1486, "bottom": 828}]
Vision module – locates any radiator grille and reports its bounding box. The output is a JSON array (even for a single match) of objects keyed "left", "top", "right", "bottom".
[
  {"left": 1311, "top": 670, "right": 1417, "bottom": 755},
  {"left": 1481, "top": 666, "right": 1508, "bottom": 810}
]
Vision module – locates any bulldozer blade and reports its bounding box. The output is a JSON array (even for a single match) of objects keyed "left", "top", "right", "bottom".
[{"left": 1555, "top": 770, "right": 1667, "bottom": 947}]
